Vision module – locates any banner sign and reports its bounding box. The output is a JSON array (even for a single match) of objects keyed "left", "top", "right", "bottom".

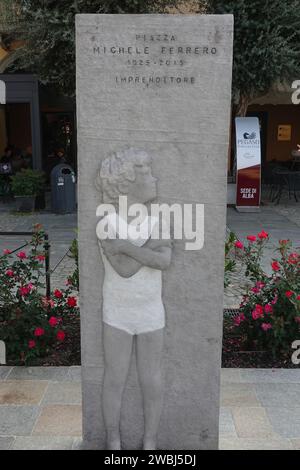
[{"left": 235, "top": 117, "right": 261, "bottom": 210}]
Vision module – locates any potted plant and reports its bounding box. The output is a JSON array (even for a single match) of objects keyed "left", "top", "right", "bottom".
[{"left": 10, "top": 169, "right": 45, "bottom": 212}]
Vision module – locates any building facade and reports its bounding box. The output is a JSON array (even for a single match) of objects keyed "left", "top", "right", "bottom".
[
  {"left": 248, "top": 84, "right": 300, "bottom": 166},
  {"left": 0, "top": 5, "right": 76, "bottom": 178}
]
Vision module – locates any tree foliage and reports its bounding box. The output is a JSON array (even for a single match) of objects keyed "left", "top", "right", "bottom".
[
  {"left": 7, "top": 0, "right": 300, "bottom": 113},
  {"left": 8, "top": 0, "right": 179, "bottom": 95},
  {"left": 208, "top": 0, "right": 300, "bottom": 115}
]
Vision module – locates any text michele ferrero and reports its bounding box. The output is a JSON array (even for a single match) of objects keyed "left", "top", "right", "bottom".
[{"left": 91, "top": 33, "right": 219, "bottom": 86}]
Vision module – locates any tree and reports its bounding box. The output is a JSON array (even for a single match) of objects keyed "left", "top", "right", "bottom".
[
  {"left": 208, "top": 0, "right": 300, "bottom": 116},
  {"left": 0, "top": 0, "right": 22, "bottom": 31},
  {"left": 8, "top": 0, "right": 180, "bottom": 96}
]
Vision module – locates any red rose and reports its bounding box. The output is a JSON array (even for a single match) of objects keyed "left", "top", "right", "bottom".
[
  {"left": 19, "top": 286, "right": 30, "bottom": 297},
  {"left": 285, "top": 291, "right": 294, "bottom": 299},
  {"left": 271, "top": 261, "right": 280, "bottom": 272},
  {"left": 271, "top": 295, "right": 278, "bottom": 305},
  {"left": 264, "top": 304, "right": 273, "bottom": 314},
  {"left": 235, "top": 241, "right": 244, "bottom": 249},
  {"left": 251, "top": 287, "right": 259, "bottom": 294},
  {"left": 36, "top": 254, "right": 46, "bottom": 262},
  {"left": 49, "top": 316, "right": 59, "bottom": 327},
  {"left": 34, "top": 327, "right": 45, "bottom": 337},
  {"left": 297, "top": 295, "right": 300, "bottom": 301},
  {"left": 234, "top": 313, "right": 245, "bottom": 326},
  {"left": 252, "top": 304, "right": 264, "bottom": 320},
  {"left": 258, "top": 230, "right": 268, "bottom": 239},
  {"left": 54, "top": 289, "right": 63, "bottom": 299},
  {"left": 5, "top": 270, "right": 14, "bottom": 277},
  {"left": 67, "top": 296, "right": 77, "bottom": 307},
  {"left": 288, "top": 253, "right": 299, "bottom": 265},
  {"left": 255, "top": 304, "right": 264, "bottom": 315},
  {"left": 261, "top": 323, "right": 272, "bottom": 331},
  {"left": 251, "top": 281, "right": 265, "bottom": 295},
  {"left": 17, "top": 251, "right": 27, "bottom": 259},
  {"left": 56, "top": 330, "right": 66, "bottom": 341},
  {"left": 247, "top": 235, "right": 257, "bottom": 242},
  {"left": 41, "top": 297, "right": 55, "bottom": 309},
  {"left": 3, "top": 249, "right": 12, "bottom": 255},
  {"left": 252, "top": 310, "right": 260, "bottom": 320},
  {"left": 28, "top": 340, "right": 36, "bottom": 349}
]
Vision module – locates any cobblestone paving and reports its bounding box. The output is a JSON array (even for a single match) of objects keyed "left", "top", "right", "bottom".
[
  {"left": 0, "top": 366, "right": 299, "bottom": 450},
  {"left": 273, "top": 204, "right": 300, "bottom": 230}
]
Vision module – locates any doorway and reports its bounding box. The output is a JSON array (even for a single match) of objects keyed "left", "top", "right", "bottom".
[
  {"left": 0, "top": 102, "right": 32, "bottom": 159},
  {"left": 42, "top": 112, "right": 76, "bottom": 178}
]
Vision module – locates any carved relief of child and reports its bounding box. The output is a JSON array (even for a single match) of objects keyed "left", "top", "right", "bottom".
[{"left": 95, "top": 148, "right": 172, "bottom": 450}]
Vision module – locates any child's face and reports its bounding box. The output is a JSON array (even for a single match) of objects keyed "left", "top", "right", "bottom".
[{"left": 126, "top": 158, "right": 157, "bottom": 204}]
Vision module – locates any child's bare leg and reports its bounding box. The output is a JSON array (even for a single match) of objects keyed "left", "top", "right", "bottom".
[
  {"left": 103, "top": 323, "right": 133, "bottom": 450},
  {"left": 136, "top": 328, "right": 164, "bottom": 450}
]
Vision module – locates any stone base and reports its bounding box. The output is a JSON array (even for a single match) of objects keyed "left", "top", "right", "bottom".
[{"left": 235, "top": 206, "right": 261, "bottom": 213}]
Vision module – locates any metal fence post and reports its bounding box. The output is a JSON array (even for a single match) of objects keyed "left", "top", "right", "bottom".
[{"left": 44, "top": 233, "right": 51, "bottom": 298}]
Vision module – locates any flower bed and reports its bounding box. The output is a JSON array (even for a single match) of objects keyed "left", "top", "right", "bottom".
[
  {"left": 2, "top": 225, "right": 299, "bottom": 367},
  {"left": 0, "top": 225, "right": 79, "bottom": 365},
  {"left": 223, "top": 231, "right": 300, "bottom": 366},
  {"left": 222, "top": 318, "right": 300, "bottom": 368}
]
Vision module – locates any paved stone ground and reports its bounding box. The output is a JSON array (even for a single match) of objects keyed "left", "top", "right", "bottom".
[{"left": 0, "top": 366, "right": 299, "bottom": 450}]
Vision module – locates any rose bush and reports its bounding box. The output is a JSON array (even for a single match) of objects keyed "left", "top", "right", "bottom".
[
  {"left": 232, "top": 233, "right": 300, "bottom": 355},
  {"left": 0, "top": 225, "right": 78, "bottom": 364}
]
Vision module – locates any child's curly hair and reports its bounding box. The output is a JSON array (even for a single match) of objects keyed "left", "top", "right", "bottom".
[{"left": 95, "top": 148, "right": 151, "bottom": 204}]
